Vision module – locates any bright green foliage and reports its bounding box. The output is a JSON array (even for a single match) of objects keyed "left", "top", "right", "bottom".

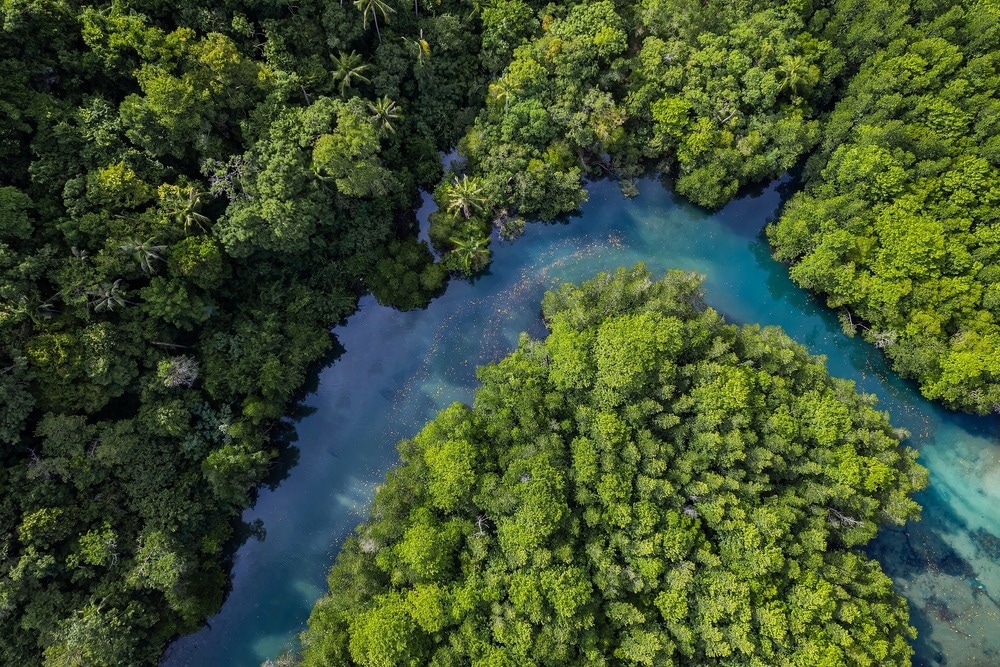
[
  {"left": 301, "top": 266, "right": 927, "bottom": 667},
  {"left": 633, "top": 3, "right": 835, "bottom": 207},
  {"left": 769, "top": 0, "right": 1000, "bottom": 413},
  {"left": 447, "top": 232, "right": 491, "bottom": 275},
  {"left": 446, "top": 0, "right": 837, "bottom": 233},
  {"left": 445, "top": 175, "right": 487, "bottom": 220}
]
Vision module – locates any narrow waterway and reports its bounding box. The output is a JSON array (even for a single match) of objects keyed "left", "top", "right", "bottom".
[{"left": 163, "top": 178, "right": 999, "bottom": 667}]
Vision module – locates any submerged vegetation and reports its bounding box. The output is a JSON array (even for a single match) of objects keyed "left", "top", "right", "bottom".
[
  {"left": 300, "top": 266, "right": 928, "bottom": 666},
  {"left": 0, "top": 0, "right": 994, "bottom": 663}
]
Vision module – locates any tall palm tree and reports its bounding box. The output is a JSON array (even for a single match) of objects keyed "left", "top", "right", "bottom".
[
  {"left": 489, "top": 76, "right": 518, "bottom": 115},
  {"left": 445, "top": 175, "right": 487, "bottom": 220},
  {"left": 164, "top": 186, "right": 210, "bottom": 234},
  {"left": 449, "top": 234, "right": 490, "bottom": 274},
  {"left": 88, "top": 279, "right": 127, "bottom": 312},
  {"left": 403, "top": 30, "right": 431, "bottom": 66},
  {"left": 121, "top": 238, "right": 167, "bottom": 274},
  {"left": 354, "top": 0, "right": 395, "bottom": 43},
  {"left": 368, "top": 96, "right": 402, "bottom": 136},
  {"left": 777, "top": 55, "right": 809, "bottom": 96},
  {"left": 331, "top": 51, "right": 371, "bottom": 97}
]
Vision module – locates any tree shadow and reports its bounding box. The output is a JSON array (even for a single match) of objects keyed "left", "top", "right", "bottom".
[{"left": 909, "top": 599, "right": 948, "bottom": 667}]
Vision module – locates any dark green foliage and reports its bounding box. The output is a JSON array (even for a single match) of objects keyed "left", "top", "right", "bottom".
[
  {"left": 301, "top": 266, "right": 928, "bottom": 666},
  {"left": 0, "top": 1, "right": 472, "bottom": 663},
  {"left": 367, "top": 238, "right": 448, "bottom": 311},
  {"left": 769, "top": 0, "right": 1000, "bottom": 413},
  {"left": 4, "top": 0, "right": 998, "bottom": 662}
]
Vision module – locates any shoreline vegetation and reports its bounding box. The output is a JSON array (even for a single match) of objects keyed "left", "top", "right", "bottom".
[{"left": 0, "top": 0, "right": 993, "bottom": 664}]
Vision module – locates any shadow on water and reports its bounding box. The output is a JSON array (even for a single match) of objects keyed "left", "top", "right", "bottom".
[
  {"left": 881, "top": 516, "right": 1000, "bottom": 664},
  {"left": 871, "top": 476, "right": 971, "bottom": 569},
  {"left": 255, "top": 337, "right": 348, "bottom": 494},
  {"left": 947, "top": 409, "right": 1000, "bottom": 441},
  {"left": 232, "top": 518, "right": 267, "bottom": 546},
  {"left": 970, "top": 528, "right": 1000, "bottom": 560},
  {"left": 872, "top": 524, "right": 972, "bottom": 583},
  {"left": 260, "top": 423, "right": 302, "bottom": 493},
  {"left": 910, "top": 599, "right": 947, "bottom": 667},
  {"left": 868, "top": 481, "right": 983, "bottom": 666}
]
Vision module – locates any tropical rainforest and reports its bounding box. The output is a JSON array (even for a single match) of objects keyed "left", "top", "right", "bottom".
[
  {"left": 300, "top": 266, "right": 928, "bottom": 666},
  {"left": 0, "top": 0, "right": 994, "bottom": 664}
]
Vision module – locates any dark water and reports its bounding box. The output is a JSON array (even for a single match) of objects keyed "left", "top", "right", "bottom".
[{"left": 162, "top": 179, "right": 1000, "bottom": 666}]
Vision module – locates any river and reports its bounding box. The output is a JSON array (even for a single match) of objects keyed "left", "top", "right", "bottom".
[{"left": 162, "top": 178, "right": 1000, "bottom": 667}]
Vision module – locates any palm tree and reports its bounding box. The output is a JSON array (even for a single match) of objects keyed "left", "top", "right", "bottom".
[
  {"left": 449, "top": 234, "right": 490, "bottom": 274},
  {"left": 121, "top": 238, "right": 167, "bottom": 274},
  {"left": 331, "top": 51, "right": 371, "bottom": 97},
  {"left": 16, "top": 294, "right": 57, "bottom": 324},
  {"left": 488, "top": 76, "right": 518, "bottom": 115},
  {"left": 777, "top": 55, "right": 809, "bottom": 96},
  {"left": 164, "top": 186, "right": 210, "bottom": 234},
  {"left": 368, "top": 96, "right": 402, "bottom": 136},
  {"left": 445, "top": 175, "right": 487, "bottom": 220},
  {"left": 354, "top": 0, "right": 395, "bottom": 43},
  {"left": 88, "top": 279, "right": 127, "bottom": 313},
  {"left": 403, "top": 30, "right": 431, "bottom": 67}
]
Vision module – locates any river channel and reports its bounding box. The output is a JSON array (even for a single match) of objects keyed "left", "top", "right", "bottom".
[{"left": 163, "top": 178, "right": 1000, "bottom": 667}]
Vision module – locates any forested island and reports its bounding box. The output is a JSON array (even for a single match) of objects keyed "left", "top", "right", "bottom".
[
  {"left": 0, "top": 0, "right": 996, "bottom": 664},
  {"left": 300, "top": 266, "right": 928, "bottom": 666}
]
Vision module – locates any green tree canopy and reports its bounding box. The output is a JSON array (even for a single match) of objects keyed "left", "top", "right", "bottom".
[
  {"left": 301, "top": 265, "right": 927, "bottom": 667},
  {"left": 768, "top": 0, "right": 1000, "bottom": 414}
]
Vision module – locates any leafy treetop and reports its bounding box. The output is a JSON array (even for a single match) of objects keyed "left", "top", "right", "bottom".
[{"left": 300, "top": 265, "right": 927, "bottom": 667}]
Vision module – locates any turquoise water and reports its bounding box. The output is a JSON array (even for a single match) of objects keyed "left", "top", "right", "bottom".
[{"left": 162, "top": 179, "right": 1000, "bottom": 667}]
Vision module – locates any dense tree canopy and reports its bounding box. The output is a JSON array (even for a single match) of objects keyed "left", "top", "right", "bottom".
[
  {"left": 424, "top": 0, "right": 839, "bottom": 260},
  {"left": 768, "top": 0, "right": 1000, "bottom": 413},
  {"left": 2, "top": 0, "right": 995, "bottom": 663},
  {"left": 0, "top": 0, "right": 480, "bottom": 663},
  {"left": 301, "top": 266, "right": 928, "bottom": 667},
  {"left": 430, "top": 0, "right": 1000, "bottom": 412}
]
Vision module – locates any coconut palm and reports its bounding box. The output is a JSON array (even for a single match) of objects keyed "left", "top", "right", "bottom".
[
  {"left": 164, "top": 185, "right": 210, "bottom": 234},
  {"left": 354, "top": 0, "right": 395, "bottom": 43},
  {"left": 88, "top": 279, "right": 127, "bottom": 313},
  {"left": 445, "top": 175, "right": 487, "bottom": 220},
  {"left": 121, "top": 238, "right": 167, "bottom": 274},
  {"left": 331, "top": 51, "right": 371, "bottom": 97},
  {"left": 777, "top": 54, "right": 809, "bottom": 96},
  {"left": 368, "top": 96, "right": 402, "bottom": 136},
  {"left": 449, "top": 234, "right": 490, "bottom": 274}
]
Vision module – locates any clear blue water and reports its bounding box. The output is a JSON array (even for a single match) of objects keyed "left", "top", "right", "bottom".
[{"left": 162, "top": 179, "right": 1000, "bottom": 667}]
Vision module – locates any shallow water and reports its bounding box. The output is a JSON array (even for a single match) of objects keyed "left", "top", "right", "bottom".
[{"left": 162, "top": 179, "right": 1000, "bottom": 667}]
